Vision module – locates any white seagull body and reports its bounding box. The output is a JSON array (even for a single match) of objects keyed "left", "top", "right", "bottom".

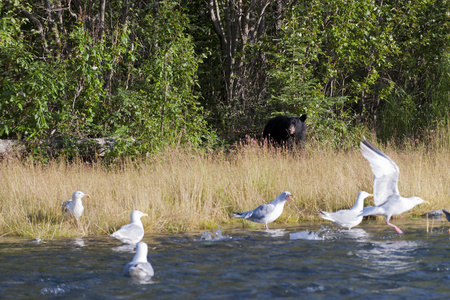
[
  {"left": 359, "top": 138, "right": 428, "bottom": 233},
  {"left": 123, "top": 242, "right": 154, "bottom": 280},
  {"left": 111, "top": 210, "right": 148, "bottom": 244},
  {"left": 318, "top": 191, "right": 373, "bottom": 230},
  {"left": 233, "top": 191, "right": 292, "bottom": 230},
  {"left": 61, "top": 191, "right": 90, "bottom": 220}
]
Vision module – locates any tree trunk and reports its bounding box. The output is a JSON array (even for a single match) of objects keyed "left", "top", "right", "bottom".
[{"left": 208, "top": 0, "right": 271, "bottom": 104}]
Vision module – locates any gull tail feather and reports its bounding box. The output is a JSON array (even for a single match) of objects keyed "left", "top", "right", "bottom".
[
  {"left": 232, "top": 212, "right": 245, "bottom": 219},
  {"left": 233, "top": 211, "right": 251, "bottom": 219},
  {"left": 317, "top": 210, "right": 333, "bottom": 222}
]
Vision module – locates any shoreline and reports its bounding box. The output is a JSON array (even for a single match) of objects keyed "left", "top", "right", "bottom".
[{"left": 1, "top": 141, "right": 448, "bottom": 239}]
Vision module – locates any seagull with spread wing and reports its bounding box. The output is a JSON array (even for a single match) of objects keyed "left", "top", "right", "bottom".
[{"left": 359, "top": 137, "right": 429, "bottom": 233}]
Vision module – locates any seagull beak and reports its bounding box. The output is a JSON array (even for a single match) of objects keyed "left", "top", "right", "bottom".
[
  {"left": 85, "top": 195, "right": 91, "bottom": 199},
  {"left": 423, "top": 201, "right": 430, "bottom": 205},
  {"left": 368, "top": 194, "right": 374, "bottom": 197},
  {"left": 143, "top": 213, "right": 148, "bottom": 217},
  {"left": 288, "top": 195, "right": 293, "bottom": 200}
]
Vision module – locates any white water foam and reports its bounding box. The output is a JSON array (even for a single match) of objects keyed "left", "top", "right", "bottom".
[
  {"left": 289, "top": 230, "right": 324, "bottom": 240},
  {"left": 199, "top": 229, "right": 230, "bottom": 241}
]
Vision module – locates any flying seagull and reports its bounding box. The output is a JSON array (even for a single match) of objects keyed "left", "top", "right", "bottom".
[
  {"left": 359, "top": 137, "right": 429, "bottom": 233},
  {"left": 123, "top": 242, "right": 154, "bottom": 280},
  {"left": 318, "top": 191, "right": 373, "bottom": 230},
  {"left": 111, "top": 210, "right": 148, "bottom": 244},
  {"left": 61, "top": 191, "right": 90, "bottom": 220},
  {"left": 233, "top": 191, "right": 292, "bottom": 230}
]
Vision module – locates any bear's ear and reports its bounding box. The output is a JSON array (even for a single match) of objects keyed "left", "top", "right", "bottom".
[{"left": 300, "top": 114, "right": 307, "bottom": 122}]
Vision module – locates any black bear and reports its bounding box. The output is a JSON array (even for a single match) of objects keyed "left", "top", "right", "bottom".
[{"left": 263, "top": 114, "right": 307, "bottom": 148}]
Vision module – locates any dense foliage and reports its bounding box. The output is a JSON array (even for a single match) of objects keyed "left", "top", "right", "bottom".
[
  {"left": 0, "top": 0, "right": 213, "bottom": 159},
  {"left": 267, "top": 0, "right": 449, "bottom": 145},
  {"left": 0, "top": 0, "right": 448, "bottom": 159}
]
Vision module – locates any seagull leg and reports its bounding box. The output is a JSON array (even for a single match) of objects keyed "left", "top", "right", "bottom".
[
  {"left": 265, "top": 224, "right": 269, "bottom": 230},
  {"left": 385, "top": 220, "right": 403, "bottom": 234}
]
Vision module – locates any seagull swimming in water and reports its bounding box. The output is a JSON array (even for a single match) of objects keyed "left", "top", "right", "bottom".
[
  {"left": 359, "top": 137, "right": 429, "bottom": 234},
  {"left": 61, "top": 191, "right": 90, "bottom": 221},
  {"left": 123, "top": 242, "right": 154, "bottom": 280},
  {"left": 318, "top": 191, "right": 373, "bottom": 230},
  {"left": 233, "top": 191, "right": 292, "bottom": 230},
  {"left": 111, "top": 210, "right": 148, "bottom": 244}
]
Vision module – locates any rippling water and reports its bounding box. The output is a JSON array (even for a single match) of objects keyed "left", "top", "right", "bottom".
[{"left": 0, "top": 219, "right": 449, "bottom": 299}]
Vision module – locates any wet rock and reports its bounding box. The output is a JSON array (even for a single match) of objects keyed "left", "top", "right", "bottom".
[
  {"left": 421, "top": 209, "right": 443, "bottom": 220},
  {"left": 442, "top": 209, "right": 450, "bottom": 222}
]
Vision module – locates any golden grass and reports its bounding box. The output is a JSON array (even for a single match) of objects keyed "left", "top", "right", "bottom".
[{"left": 0, "top": 134, "right": 449, "bottom": 239}]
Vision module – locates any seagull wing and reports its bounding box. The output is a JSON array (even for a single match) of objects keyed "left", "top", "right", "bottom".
[
  {"left": 111, "top": 223, "right": 144, "bottom": 243},
  {"left": 124, "top": 262, "right": 154, "bottom": 278},
  {"left": 250, "top": 203, "right": 276, "bottom": 220},
  {"left": 61, "top": 200, "right": 74, "bottom": 214},
  {"left": 320, "top": 210, "right": 353, "bottom": 223},
  {"left": 360, "top": 138, "right": 400, "bottom": 206}
]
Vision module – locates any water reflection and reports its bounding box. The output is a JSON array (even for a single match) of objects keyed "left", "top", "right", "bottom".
[
  {"left": 113, "top": 244, "right": 136, "bottom": 253},
  {"left": 289, "top": 227, "right": 370, "bottom": 240},
  {"left": 327, "top": 228, "right": 371, "bottom": 240},
  {"left": 25, "top": 238, "right": 43, "bottom": 244},
  {"left": 71, "top": 237, "right": 86, "bottom": 248},
  {"left": 264, "top": 228, "right": 286, "bottom": 237},
  {"left": 290, "top": 230, "right": 324, "bottom": 240},
  {"left": 40, "top": 284, "right": 69, "bottom": 296},
  {"left": 357, "top": 240, "right": 421, "bottom": 276},
  {"left": 199, "top": 229, "right": 230, "bottom": 241}
]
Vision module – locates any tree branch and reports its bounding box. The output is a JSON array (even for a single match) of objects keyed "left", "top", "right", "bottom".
[
  {"left": 208, "top": 0, "right": 226, "bottom": 46},
  {"left": 21, "top": 9, "right": 49, "bottom": 53}
]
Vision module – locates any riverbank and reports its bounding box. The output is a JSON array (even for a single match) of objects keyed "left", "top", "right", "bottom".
[{"left": 1, "top": 136, "right": 449, "bottom": 239}]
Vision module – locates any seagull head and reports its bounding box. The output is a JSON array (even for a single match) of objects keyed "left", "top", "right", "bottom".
[
  {"left": 358, "top": 191, "right": 373, "bottom": 199},
  {"left": 72, "top": 191, "right": 90, "bottom": 200},
  {"left": 131, "top": 210, "right": 148, "bottom": 222},
  {"left": 279, "top": 191, "right": 292, "bottom": 201},
  {"left": 411, "top": 196, "right": 429, "bottom": 205}
]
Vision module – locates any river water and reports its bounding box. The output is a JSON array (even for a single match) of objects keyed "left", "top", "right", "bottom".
[{"left": 0, "top": 219, "right": 449, "bottom": 299}]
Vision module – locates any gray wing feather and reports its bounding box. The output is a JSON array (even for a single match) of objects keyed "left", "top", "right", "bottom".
[
  {"left": 111, "top": 224, "right": 144, "bottom": 243},
  {"left": 233, "top": 203, "right": 275, "bottom": 222},
  {"left": 250, "top": 203, "right": 275, "bottom": 219},
  {"left": 124, "top": 262, "right": 154, "bottom": 278},
  {"left": 361, "top": 139, "right": 400, "bottom": 206},
  {"left": 319, "top": 210, "right": 352, "bottom": 222},
  {"left": 61, "top": 200, "right": 72, "bottom": 213},
  {"left": 360, "top": 205, "right": 382, "bottom": 217}
]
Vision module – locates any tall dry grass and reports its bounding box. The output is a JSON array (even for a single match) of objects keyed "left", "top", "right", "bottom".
[{"left": 0, "top": 133, "right": 449, "bottom": 239}]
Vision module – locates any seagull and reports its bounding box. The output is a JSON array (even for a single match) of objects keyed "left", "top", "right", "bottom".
[
  {"left": 318, "top": 191, "right": 373, "bottom": 230},
  {"left": 123, "top": 242, "right": 154, "bottom": 280},
  {"left": 359, "top": 137, "right": 429, "bottom": 233},
  {"left": 61, "top": 191, "right": 90, "bottom": 220},
  {"left": 111, "top": 210, "right": 148, "bottom": 244},
  {"left": 233, "top": 191, "right": 292, "bottom": 230}
]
